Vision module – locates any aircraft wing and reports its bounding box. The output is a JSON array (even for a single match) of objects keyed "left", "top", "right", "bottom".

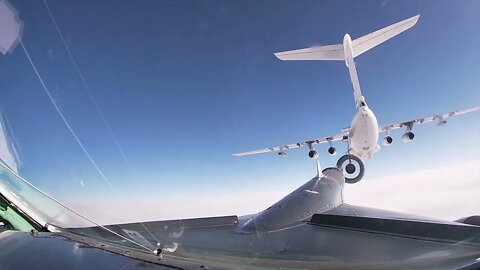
[
  {"left": 378, "top": 105, "right": 480, "bottom": 132},
  {"left": 233, "top": 131, "right": 348, "bottom": 156}
]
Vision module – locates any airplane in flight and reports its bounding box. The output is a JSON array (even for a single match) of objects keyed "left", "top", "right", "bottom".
[
  {"left": 234, "top": 15, "right": 480, "bottom": 184},
  {"left": 1, "top": 1, "right": 479, "bottom": 268}
]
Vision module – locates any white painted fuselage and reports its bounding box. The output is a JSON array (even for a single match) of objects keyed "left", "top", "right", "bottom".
[
  {"left": 343, "top": 34, "right": 380, "bottom": 160},
  {"left": 348, "top": 101, "right": 379, "bottom": 160}
]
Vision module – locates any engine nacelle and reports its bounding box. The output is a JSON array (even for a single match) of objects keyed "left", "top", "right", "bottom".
[
  {"left": 434, "top": 116, "right": 447, "bottom": 126},
  {"left": 277, "top": 151, "right": 287, "bottom": 157},
  {"left": 308, "top": 149, "right": 319, "bottom": 159},
  {"left": 437, "top": 119, "right": 447, "bottom": 126},
  {"left": 328, "top": 146, "right": 337, "bottom": 155},
  {"left": 401, "top": 132, "right": 415, "bottom": 142},
  {"left": 383, "top": 135, "right": 393, "bottom": 146}
]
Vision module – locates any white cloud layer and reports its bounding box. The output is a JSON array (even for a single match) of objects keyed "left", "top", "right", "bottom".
[{"left": 344, "top": 162, "right": 480, "bottom": 221}]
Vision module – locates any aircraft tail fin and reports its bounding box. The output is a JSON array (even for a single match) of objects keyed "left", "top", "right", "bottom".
[{"left": 274, "top": 15, "right": 420, "bottom": 61}]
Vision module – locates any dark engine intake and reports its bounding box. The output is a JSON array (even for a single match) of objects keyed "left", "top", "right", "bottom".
[
  {"left": 383, "top": 135, "right": 393, "bottom": 145},
  {"left": 401, "top": 132, "right": 415, "bottom": 142},
  {"left": 308, "top": 149, "right": 319, "bottom": 159}
]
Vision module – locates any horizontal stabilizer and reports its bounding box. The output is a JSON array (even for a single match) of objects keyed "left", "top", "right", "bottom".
[
  {"left": 274, "top": 15, "right": 420, "bottom": 61},
  {"left": 274, "top": 44, "right": 344, "bottom": 61},
  {"left": 352, "top": 15, "right": 419, "bottom": 58}
]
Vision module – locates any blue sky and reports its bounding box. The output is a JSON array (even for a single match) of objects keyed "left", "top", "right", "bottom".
[{"left": 1, "top": 0, "right": 479, "bottom": 222}]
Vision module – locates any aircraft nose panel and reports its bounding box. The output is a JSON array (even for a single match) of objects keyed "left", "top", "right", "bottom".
[{"left": 240, "top": 168, "right": 344, "bottom": 232}]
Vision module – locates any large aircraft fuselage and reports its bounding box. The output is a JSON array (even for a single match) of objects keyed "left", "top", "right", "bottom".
[{"left": 349, "top": 103, "right": 380, "bottom": 159}]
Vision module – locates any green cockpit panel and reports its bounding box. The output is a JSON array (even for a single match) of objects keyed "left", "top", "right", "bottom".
[{"left": 0, "top": 194, "right": 34, "bottom": 232}]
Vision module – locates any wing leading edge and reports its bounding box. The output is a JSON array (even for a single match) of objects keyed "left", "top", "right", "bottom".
[
  {"left": 379, "top": 105, "right": 480, "bottom": 133},
  {"left": 233, "top": 131, "right": 349, "bottom": 157}
]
